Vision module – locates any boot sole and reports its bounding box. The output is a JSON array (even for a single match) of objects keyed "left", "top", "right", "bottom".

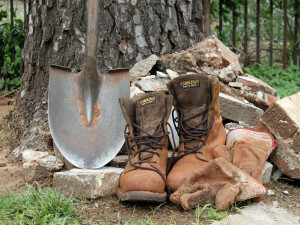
[{"left": 117, "top": 187, "right": 167, "bottom": 202}]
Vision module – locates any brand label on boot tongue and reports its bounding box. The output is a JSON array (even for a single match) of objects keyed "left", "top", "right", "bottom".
[
  {"left": 180, "top": 79, "right": 200, "bottom": 89},
  {"left": 139, "top": 96, "right": 156, "bottom": 107}
]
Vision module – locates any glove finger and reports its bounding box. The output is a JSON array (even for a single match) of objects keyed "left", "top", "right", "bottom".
[
  {"left": 215, "top": 184, "right": 240, "bottom": 211},
  {"left": 170, "top": 183, "right": 204, "bottom": 204},
  {"left": 180, "top": 184, "right": 213, "bottom": 210}
]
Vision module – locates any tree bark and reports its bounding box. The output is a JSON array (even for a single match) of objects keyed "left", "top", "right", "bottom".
[
  {"left": 269, "top": 0, "right": 273, "bottom": 66},
  {"left": 12, "top": 0, "right": 204, "bottom": 155},
  {"left": 283, "top": 0, "right": 288, "bottom": 68},
  {"left": 244, "top": 0, "right": 248, "bottom": 67},
  {"left": 256, "top": 0, "right": 260, "bottom": 63},
  {"left": 219, "top": 0, "right": 223, "bottom": 41},
  {"left": 232, "top": 3, "right": 237, "bottom": 52},
  {"left": 203, "top": 0, "right": 211, "bottom": 37},
  {"left": 293, "top": 0, "right": 299, "bottom": 65}
]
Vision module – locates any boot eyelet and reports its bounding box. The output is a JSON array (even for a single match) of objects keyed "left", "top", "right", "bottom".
[{"left": 199, "top": 151, "right": 204, "bottom": 155}]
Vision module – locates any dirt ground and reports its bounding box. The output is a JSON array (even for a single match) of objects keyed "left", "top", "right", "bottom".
[{"left": 0, "top": 94, "right": 299, "bottom": 224}]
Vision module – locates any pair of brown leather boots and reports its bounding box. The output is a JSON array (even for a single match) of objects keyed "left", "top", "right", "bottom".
[{"left": 117, "top": 73, "right": 227, "bottom": 202}]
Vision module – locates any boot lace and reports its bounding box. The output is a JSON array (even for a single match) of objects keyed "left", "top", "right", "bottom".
[
  {"left": 168, "top": 106, "right": 216, "bottom": 169},
  {"left": 124, "top": 121, "right": 176, "bottom": 196}
]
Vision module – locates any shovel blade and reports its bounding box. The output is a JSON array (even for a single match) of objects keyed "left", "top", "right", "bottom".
[{"left": 48, "top": 65, "right": 129, "bottom": 168}]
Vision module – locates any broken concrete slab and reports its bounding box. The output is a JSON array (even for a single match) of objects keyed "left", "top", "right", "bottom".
[
  {"left": 211, "top": 201, "right": 300, "bottom": 225},
  {"left": 261, "top": 92, "right": 300, "bottom": 179},
  {"left": 129, "top": 54, "right": 160, "bottom": 82},
  {"left": 53, "top": 167, "right": 123, "bottom": 198},
  {"left": 219, "top": 93, "right": 264, "bottom": 126}
]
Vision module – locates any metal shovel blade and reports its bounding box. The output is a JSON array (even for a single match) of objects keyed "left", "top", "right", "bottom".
[{"left": 49, "top": 66, "right": 129, "bottom": 168}]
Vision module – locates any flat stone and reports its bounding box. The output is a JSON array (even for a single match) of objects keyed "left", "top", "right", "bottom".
[
  {"left": 212, "top": 201, "right": 300, "bottom": 225},
  {"left": 237, "top": 74, "right": 278, "bottom": 97},
  {"left": 53, "top": 167, "right": 124, "bottom": 198},
  {"left": 224, "top": 122, "right": 253, "bottom": 131},
  {"left": 261, "top": 161, "right": 273, "bottom": 185},
  {"left": 129, "top": 54, "right": 160, "bottom": 82},
  {"left": 228, "top": 82, "right": 243, "bottom": 88},
  {"left": 219, "top": 93, "right": 264, "bottom": 126},
  {"left": 0, "top": 163, "right": 6, "bottom": 167},
  {"left": 134, "top": 78, "right": 169, "bottom": 92},
  {"left": 261, "top": 92, "right": 300, "bottom": 179},
  {"left": 272, "top": 168, "right": 283, "bottom": 181},
  {"left": 24, "top": 165, "right": 53, "bottom": 183}
]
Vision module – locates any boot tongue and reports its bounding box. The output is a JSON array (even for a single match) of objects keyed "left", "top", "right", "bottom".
[
  {"left": 171, "top": 74, "right": 211, "bottom": 148},
  {"left": 135, "top": 92, "right": 166, "bottom": 159}
]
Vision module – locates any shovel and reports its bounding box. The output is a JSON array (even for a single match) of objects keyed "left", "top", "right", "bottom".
[{"left": 48, "top": 0, "right": 129, "bottom": 168}]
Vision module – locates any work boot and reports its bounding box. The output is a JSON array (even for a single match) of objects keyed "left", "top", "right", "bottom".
[
  {"left": 117, "top": 92, "right": 173, "bottom": 202},
  {"left": 167, "top": 73, "right": 226, "bottom": 192}
]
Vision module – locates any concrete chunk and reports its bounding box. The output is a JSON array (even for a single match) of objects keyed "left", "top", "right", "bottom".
[
  {"left": 261, "top": 92, "right": 300, "bottom": 179},
  {"left": 261, "top": 161, "right": 273, "bottom": 185},
  {"left": 53, "top": 167, "right": 123, "bottom": 198},
  {"left": 219, "top": 93, "right": 264, "bottom": 126}
]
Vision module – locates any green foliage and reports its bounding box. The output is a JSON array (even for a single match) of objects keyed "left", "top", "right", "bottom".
[
  {"left": 0, "top": 5, "right": 24, "bottom": 95},
  {"left": 0, "top": 183, "right": 82, "bottom": 224},
  {"left": 244, "top": 63, "right": 300, "bottom": 97}
]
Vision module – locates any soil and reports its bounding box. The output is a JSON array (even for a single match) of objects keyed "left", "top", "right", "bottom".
[{"left": 0, "top": 94, "right": 299, "bottom": 224}]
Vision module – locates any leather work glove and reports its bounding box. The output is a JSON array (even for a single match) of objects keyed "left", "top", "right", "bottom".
[{"left": 170, "top": 128, "right": 277, "bottom": 210}]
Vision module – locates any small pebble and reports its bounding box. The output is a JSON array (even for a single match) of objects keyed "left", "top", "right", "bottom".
[
  {"left": 267, "top": 189, "right": 275, "bottom": 196},
  {"left": 0, "top": 163, "right": 6, "bottom": 167},
  {"left": 283, "top": 190, "right": 289, "bottom": 195}
]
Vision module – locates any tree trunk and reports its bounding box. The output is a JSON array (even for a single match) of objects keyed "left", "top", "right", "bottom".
[
  {"left": 293, "top": 0, "right": 299, "bottom": 65},
  {"left": 283, "top": 0, "right": 288, "bottom": 68},
  {"left": 256, "top": 0, "right": 260, "bottom": 63},
  {"left": 203, "top": 0, "right": 211, "bottom": 37},
  {"left": 244, "top": 0, "right": 248, "bottom": 67},
  {"left": 10, "top": 0, "right": 14, "bottom": 62},
  {"left": 232, "top": 3, "right": 237, "bottom": 52},
  {"left": 219, "top": 0, "right": 223, "bottom": 41},
  {"left": 269, "top": 0, "right": 273, "bottom": 66},
  {"left": 12, "top": 0, "right": 204, "bottom": 156}
]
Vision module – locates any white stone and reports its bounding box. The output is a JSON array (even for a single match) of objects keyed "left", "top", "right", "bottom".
[
  {"left": 283, "top": 190, "right": 289, "bottom": 195},
  {"left": 166, "top": 69, "right": 179, "bottom": 79},
  {"left": 156, "top": 71, "right": 169, "bottom": 78},
  {"left": 130, "top": 86, "right": 145, "bottom": 99},
  {"left": 53, "top": 167, "right": 124, "bottom": 198},
  {"left": 267, "top": 189, "right": 275, "bottom": 196},
  {"left": 22, "top": 149, "right": 64, "bottom": 171},
  {"left": 141, "top": 75, "right": 156, "bottom": 80},
  {"left": 228, "top": 82, "right": 243, "bottom": 88}
]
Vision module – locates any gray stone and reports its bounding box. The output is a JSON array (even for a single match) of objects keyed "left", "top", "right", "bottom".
[
  {"left": 134, "top": 78, "right": 169, "bottom": 92},
  {"left": 53, "top": 167, "right": 123, "bottom": 198},
  {"left": 219, "top": 93, "right": 264, "bottom": 126},
  {"left": 109, "top": 155, "right": 128, "bottom": 168},
  {"left": 272, "top": 168, "right": 283, "bottom": 181},
  {"left": 224, "top": 122, "right": 253, "bottom": 131},
  {"left": 24, "top": 165, "right": 53, "bottom": 183},
  {"left": 261, "top": 161, "right": 273, "bottom": 185},
  {"left": 129, "top": 54, "right": 160, "bottom": 82}
]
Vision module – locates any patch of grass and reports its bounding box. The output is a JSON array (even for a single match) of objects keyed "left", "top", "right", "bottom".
[
  {"left": 0, "top": 183, "right": 82, "bottom": 224},
  {"left": 244, "top": 63, "right": 300, "bottom": 98}
]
